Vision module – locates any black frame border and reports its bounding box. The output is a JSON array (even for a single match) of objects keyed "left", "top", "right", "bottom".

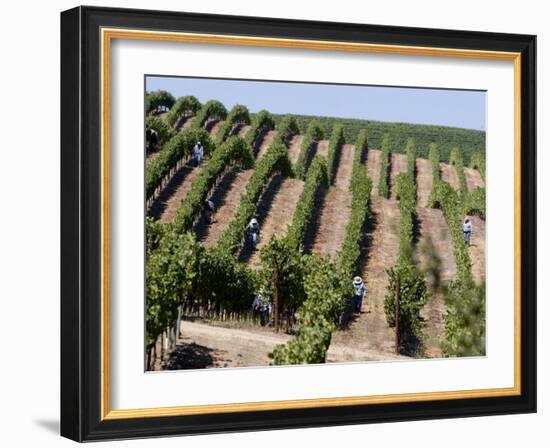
[{"left": 60, "top": 6, "right": 536, "bottom": 442}]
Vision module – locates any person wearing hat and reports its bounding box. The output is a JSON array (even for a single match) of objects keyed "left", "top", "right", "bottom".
[
  {"left": 352, "top": 276, "right": 366, "bottom": 313},
  {"left": 193, "top": 140, "right": 204, "bottom": 166},
  {"left": 246, "top": 217, "right": 260, "bottom": 250},
  {"left": 463, "top": 217, "right": 472, "bottom": 247}
]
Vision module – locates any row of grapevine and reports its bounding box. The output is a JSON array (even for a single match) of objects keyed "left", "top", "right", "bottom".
[
  {"left": 428, "top": 154, "right": 485, "bottom": 357},
  {"left": 449, "top": 147, "right": 468, "bottom": 196},
  {"left": 294, "top": 121, "right": 324, "bottom": 179},
  {"left": 166, "top": 95, "right": 202, "bottom": 128},
  {"left": 170, "top": 136, "right": 255, "bottom": 234},
  {"left": 215, "top": 105, "right": 251, "bottom": 145},
  {"left": 285, "top": 156, "right": 329, "bottom": 250},
  {"left": 469, "top": 151, "right": 486, "bottom": 180},
  {"left": 245, "top": 110, "right": 276, "bottom": 148},
  {"left": 384, "top": 139, "right": 428, "bottom": 353},
  {"left": 326, "top": 123, "right": 345, "bottom": 183},
  {"left": 271, "top": 132, "right": 374, "bottom": 364},
  {"left": 145, "top": 128, "right": 213, "bottom": 200},
  {"left": 215, "top": 141, "right": 293, "bottom": 256},
  {"left": 378, "top": 134, "right": 391, "bottom": 198},
  {"left": 146, "top": 90, "right": 176, "bottom": 115},
  {"left": 275, "top": 115, "right": 300, "bottom": 145},
  {"left": 192, "top": 100, "right": 228, "bottom": 130}
]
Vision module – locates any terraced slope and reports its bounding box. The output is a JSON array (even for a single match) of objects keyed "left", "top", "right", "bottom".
[
  {"left": 440, "top": 162, "right": 459, "bottom": 190},
  {"left": 149, "top": 162, "right": 204, "bottom": 223},
  {"left": 390, "top": 153, "right": 408, "bottom": 195},
  {"left": 310, "top": 144, "right": 354, "bottom": 257},
  {"left": 464, "top": 167, "right": 485, "bottom": 191},
  {"left": 287, "top": 134, "right": 303, "bottom": 165},
  {"left": 245, "top": 175, "right": 305, "bottom": 267},
  {"left": 327, "top": 194, "right": 401, "bottom": 360}
]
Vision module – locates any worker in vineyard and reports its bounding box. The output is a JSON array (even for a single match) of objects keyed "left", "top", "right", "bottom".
[
  {"left": 252, "top": 293, "right": 271, "bottom": 326},
  {"left": 352, "top": 276, "right": 366, "bottom": 313},
  {"left": 204, "top": 198, "right": 216, "bottom": 224},
  {"left": 246, "top": 217, "right": 260, "bottom": 250},
  {"left": 146, "top": 129, "right": 158, "bottom": 153},
  {"left": 463, "top": 217, "right": 472, "bottom": 247},
  {"left": 193, "top": 140, "right": 204, "bottom": 166}
]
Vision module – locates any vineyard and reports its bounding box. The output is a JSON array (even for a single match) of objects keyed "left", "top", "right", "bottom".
[{"left": 144, "top": 91, "right": 487, "bottom": 370}]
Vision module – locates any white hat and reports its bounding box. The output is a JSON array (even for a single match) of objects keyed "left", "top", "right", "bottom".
[
  {"left": 250, "top": 218, "right": 258, "bottom": 225},
  {"left": 353, "top": 276, "right": 363, "bottom": 285}
]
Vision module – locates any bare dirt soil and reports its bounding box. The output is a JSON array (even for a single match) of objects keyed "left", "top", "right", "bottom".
[
  {"left": 440, "top": 162, "right": 459, "bottom": 190},
  {"left": 175, "top": 115, "right": 194, "bottom": 133},
  {"left": 464, "top": 167, "right": 485, "bottom": 191},
  {"left": 287, "top": 134, "right": 304, "bottom": 165},
  {"left": 328, "top": 194, "right": 401, "bottom": 358},
  {"left": 310, "top": 144, "right": 354, "bottom": 257},
  {"left": 149, "top": 162, "right": 203, "bottom": 223},
  {"left": 366, "top": 149, "right": 381, "bottom": 196},
  {"left": 206, "top": 119, "right": 223, "bottom": 138},
  {"left": 255, "top": 130, "right": 277, "bottom": 159},
  {"left": 390, "top": 153, "right": 408, "bottom": 196},
  {"left": 195, "top": 167, "right": 255, "bottom": 248},
  {"left": 245, "top": 175, "right": 305, "bottom": 267},
  {"left": 467, "top": 215, "right": 486, "bottom": 285},
  {"left": 416, "top": 158, "right": 433, "bottom": 207},
  {"left": 233, "top": 124, "right": 252, "bottom": 138}
]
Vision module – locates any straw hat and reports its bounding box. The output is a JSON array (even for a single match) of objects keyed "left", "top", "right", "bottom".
[{"left": 353, "top": 276, "right": 363, "bottom": 286}]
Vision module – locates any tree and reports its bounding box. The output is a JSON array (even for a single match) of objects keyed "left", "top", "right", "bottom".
[{"left": 146, "top": 90, "right": 176, "bottom": 114}]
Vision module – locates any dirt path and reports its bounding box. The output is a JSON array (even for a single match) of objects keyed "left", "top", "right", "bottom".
[
  {"left": 310, "top": 144, "right": 354, "bottom": 257},
  {"left": 416, "top": 158, "right": 433, "bottom": 207},
  {"left": 415, "top": 207, "right": 457, "bottom": 357},
  {"left": 440, "top": 162, "right": 459, "bottom": 190},
  {"left": 256, "top": 130, "right": 277, "bottom": 159},
  {"left": 148, "top": 162, "right": 203, "bottom": 222},
  {"left": 206, "top": 119, "right": 223, "bottom": 138},
  {"left": 315, "top": 140, "right": 329, "bottom": 158},
  {"left": 175, "top": 116, "right": 194, "bottom": 133},
  {"left": 286, "top": 134, "right": 303, "bottom": 165},
  {"left": 328, "top": 194, "right": 401, "bottom": 358},
  {"left": 366, "top": 149, "right": 381, "bottom": 196},
  {"left": 195, "top": 168, "right": 255, "bottom": 248},
  {"left": 467, "top": 215, "right": 486, "bottom": 285},
  {"left": 245, "top": 175, "right": 305, "bottom": 267},
  {"left": 390, "top": 153, "right": 408, "bottom": 196},
  {"left": 162, "top": 320, "right": 292, "bottom": 369},
  {"left": 234, "top": 124, "right": 251, "bottom": 138},
  {"left": 464, "top": 167, "right": 485, "bottom": 191}
]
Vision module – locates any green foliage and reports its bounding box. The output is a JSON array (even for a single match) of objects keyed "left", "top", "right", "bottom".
[
  {"left": 393, "top": 173, "right": 417, "bottom": 263},
  {"left": 427, "top": 143, "right": 441, "bottom": 207},
  {"left": 259, "top": 236, "right": 308, "bottom": 311},
  {"left": 384, "top": 261, "right": 428, "bottom": 347},
  {"left": 166, "top": 95, "right": 201, "bottom": 127},
  {"left": 326, "top": 123, "right": 345, "bottom": 183},
  {"left": 145, "top": 232, "right": 202, "bottom": 349},
  {"left": 192, "top": 100, "right": 228, "bottom": 129},
  {"left": 275, "top": 115, "right": 300, "bottom": 144},
  {"left": 286, "top": 156, "right": 329, "bottom": 250},
  {"left": 270, "top": 256, "right": 345, "bottom": 364},
  {"left": 354, "top": 129, "right": 369, "bottom": 166},
  {"left": 469, "top": 151, "right": 486, "bottom": 180},
  {"left": 146, "top": 217, "right": 167, "bottom": 254},
  {"left": 146, "top": 90, "right": 176, "bottom": 114},
  {"left": 145, "top": 128, "right": 213, "bottom": 198},
  {"left": 271, "top": 113, "right": 485, "bottom": 163},
  {"left": 450, "top": 147, "right": 467, "bottom": 196},
  {"left": 406, "top": 138, "right": 416, "bottom": 179},
  {"left": 145, "top": 115, "right": 176, "bottom": 147},
  {"left": 430, "top": 181, "right": 473, "bottom": 284},
  {"left": 339, "top": 134, "right": 373, "bottom": 279},
  {"left": 378, "top": 134, "right": 391, "bottom": 198},
  {"left": 170, "top": 137, "right": 254, "bottom": 234},
  {"left": 295, "top": 121, "right": 324, "bottom": 179},
  {"left": 462, "top": 187, "right": 486, "bottom": 218},
  {"left": 215, "top": 104, "right": 251, "bottom": 145},
  {"left": 443, "top": 281, "right": 486, "bottom": 357},
  {"left": 215, "top": 141, "right": 293, "bottom": 255},
  {"left": 245, "top": 110, "right": 275, "bottom": 147}
]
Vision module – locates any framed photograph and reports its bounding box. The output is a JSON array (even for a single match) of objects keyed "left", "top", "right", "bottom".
[{"left": 60, "top": 6, "right": 536, "bottom": 442}]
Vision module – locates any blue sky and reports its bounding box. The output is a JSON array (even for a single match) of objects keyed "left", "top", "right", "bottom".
[{"left": 146, "top": 76, "right": 486, "bottom": 131}]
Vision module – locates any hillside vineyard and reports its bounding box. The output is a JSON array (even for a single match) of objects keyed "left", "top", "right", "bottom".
[{"left": 145, "top": 96, "right": 486, "bottom": 370}]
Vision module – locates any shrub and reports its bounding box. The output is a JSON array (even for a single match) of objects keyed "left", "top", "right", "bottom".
[
  {"left": 146, "top": 90, "right": 176, "bottom": 114},
  {"left": 192, "top": 100, "right": 228, "bottom": 129},
  {"left": 326, "top": 124, "right": 345, "bottom": 183},
  {"left": 294, "top": 121, "right": 324, "bottom": 179},
  {"left": 245, "top": 110, "right": 275, "bottom": 148},
  {"left": 378, "top": 134, "right": 391, "bottom": 198},
  {"left": 469, "top": 151, "right": 486, "bottom": 180},
  {"left": 215, "top": 104, "right": 251, "bottom": 145},
  {"left": 145, "top": 115, "right": 176, "bottom": 148},
  {"left": 275, "top": 115, "right": 300, "bottom": 144},
  {"left": 450, "top": 147, "right": 467, "bottom": 196}
]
